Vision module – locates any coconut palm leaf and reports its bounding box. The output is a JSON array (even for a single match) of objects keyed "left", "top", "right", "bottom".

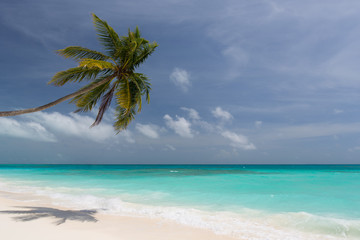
[
  {"left": 92, "top": 13, "right": 121, "bottom": 58},
  {"left": 92, "top": 83, "right": 117, "bottom": 126},
  {"left": 71, "top": 75, "right": 114, "bottom": 113},
  {"left": 133, "top": 42, "right": 158, "bottom": 69},
  {"left": 49, "top": 67, "right": 103, "bottom": 86},
  {"left": 132, "top": 73, "right": 151, "bottom": 102},
  {"left": 79, "top": 59, "right": 116, "bottom": 70},
  {"left": 130, "top": 73, "right": 151, "bottom": 104},
  {"left": 116, "top": 78, "right": 132, "bottom": 111},
  {"left": 57, "top": 46, "right": 110, "bottom": 61},
  {"left": 113, "top": 106, "right": 136, "bottom": 132}
]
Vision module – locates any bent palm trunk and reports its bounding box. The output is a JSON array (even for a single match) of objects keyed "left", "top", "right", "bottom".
[{"left": 0, "top": 75, "right": 113, "bottom": 117}]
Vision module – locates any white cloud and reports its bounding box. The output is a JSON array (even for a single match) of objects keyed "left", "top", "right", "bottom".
[
  {"left": 0, "top": 118, "right": 56, "bottom": 142},
  {"left": 136, "top": 124, "right": 160, "bottom": 139},
  {"left": 164, "top": 144, "right": 176, "bottom": 151},
  {"left": 164, "top": 114, "right": 193, "bottom": 138},
  {"left": 181, "top": 107, "right": 200, "bottom": 120},
  {"left": 170, "top": 68, "right": 191, "bottom": 92},
  {"left": 333, "top": 109, "right": 343, "bottom": 114},
  {"left": 221, "top": 131, "right": 256, "bottom": 150},
  {"left": 24, "top": 112, "right": 117, "bottom": 142},
  {"left": 181, "top": 107, "right": 214, "bottom": 132},
  {"left": 118, "top": 130, "right": 135, "bottom": 144},
  {"left": 0, "top": 111, "right": 122, "bottom": 143},
  {"left": 212, "top": 107, "right": 233, "bottom": 121},
  {"left": 222, "top": 46, "right": 248, "bottom": 79},
  {"left": 255, "top": 121, "right": 263, "bottom": 129}
]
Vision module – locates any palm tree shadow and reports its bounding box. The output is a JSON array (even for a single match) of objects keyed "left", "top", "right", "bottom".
[{"left": 0, "top": 206, "right": 98, "bottom": 225}]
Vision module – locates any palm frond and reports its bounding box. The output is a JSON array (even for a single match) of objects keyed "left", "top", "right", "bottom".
[
  {"left": 49, "top": 67, "right": 104, "bottom": 86},
  {"left": 113, "top": 106, "right": 136, "bottom": 132},
  {"left": 133, "top": 42, "right": 158, "bottom": 69},
  {"left": 79, "top": 59, "right": 116, "bottom": 70},
  {"left": 114, "top": 76, "right": 143, "bottom": 122},
  {"left": 115, "top": 78, "right": 132, "bottom": 111},
  {"left": 130, "top": 73, "right": 151, "bottom": 103},
  {"left": 115, "top": 28, "right": 157, "bottom": 71},
  {"left": 91, "top": 83, "right": 117, "bottom": 127},
  {"left": 115, "top": 30, "right": 139, "bottom": 67},
  {"left": 129, "top": 77, "right": 142, "bottom": 112},
  {"left": 92, "top": 13, "right": 121, "bottom": 58},
  {"left": 57, "top": 46, "right": 110, "bottom": 61},
  {"left": 71, "top": 75, "right": 114, "bottom": 112},
  {"left": 134, "top": 26, "right": 142, "bottom": 39}
]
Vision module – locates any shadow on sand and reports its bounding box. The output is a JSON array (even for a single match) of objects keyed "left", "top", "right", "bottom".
[{"left": 0, "top": 206, "right": 98, "bottom": 225}]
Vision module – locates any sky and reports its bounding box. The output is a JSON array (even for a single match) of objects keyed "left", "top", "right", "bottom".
[{"left": 1, "top": 0, "right": 360, "bottom": 164}]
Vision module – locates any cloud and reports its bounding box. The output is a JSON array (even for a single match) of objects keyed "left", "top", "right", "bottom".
[
  {"left": 222, "top": 46, "right": 248, "bottom": 79},
  {"left": 212, "top": 107, "right": 233, "bottom": 121},
  {"left": 164, "top": 144, "right": 176, "bottom": 151},
  {"left": 221, "top": 131, "right": 256, "bottom": 150},
  {"left": 255, "top": 121, "right": 263, "bottom": 129},
  {"left": 136, "top": 124, "right": 160, "bottom": 139},
  {"left": 0, "top": 118, "right": 56, "bottom": 142},
  {"left": 24, "top": 112, "right": 118, "bottom": 143},
  {"left": 270, "top": 122, "right": 360, "bottom": 140},
  {"left": 333, "top": 109, "right": 343, "bottom": 114},
  {"left": 0, "top": 111, "right": 127, "bottom": 143},
  {"left": 164, "top": 114, "right": 193, "bottom": 138},
  {"left": 181, "top": 107, "right": 214, "bottom": 132},
  {"left": 170, "top": 68, "right": 191, "bottom": 92},
  {"left": 118, "top": 130, "right": 135, "bottom": 144},
  {"left": 181, "top": 107, "right": 200, "bottom": 120},
  {"left": 204, "top": 0, "right": 360, "bottom": 94}
]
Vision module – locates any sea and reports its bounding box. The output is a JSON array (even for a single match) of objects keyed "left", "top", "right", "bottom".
[{"left": 0, "top": 164, "right": 359, "bottom": 240}]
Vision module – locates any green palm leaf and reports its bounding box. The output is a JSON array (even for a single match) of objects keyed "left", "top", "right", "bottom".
[
  {"left": 71, "top": 75, "right": 114, "bottom": 112},
  {"left": 113, "top": 106, "right": 136, "bottom": 132},
  {"left": 92, "top": 83, "right": 117, "bottom": 127},
  {"left": 116, "top": 78, "right": 132, "bottom": 111},
  {"left": 57, "top": 46, "right": 110, "bottom": 61},
  {"left": 133, "top": 42, "right": 158, "bottom": 69},
  {"left": 79, "top": 59, "right": 116, "bottom": 70},
  {"left": 92, "top": 13, "right": 121, "bottom": 58},
  {"left": 131, "top": 73, "right": 151, "bottom": 103},
  {"left": 49, "top": 67, "right": 103, "bottom": 86}
]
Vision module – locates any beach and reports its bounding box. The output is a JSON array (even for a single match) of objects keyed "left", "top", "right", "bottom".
[
  {"left": 1, "top": 1, "right": 359, "bottom": 239},
  {"left": 0, "top": 165, "right": 358, "bottom": 240},
  {"left": 0, "top": 191, "right": 236, "bottom": 240}
]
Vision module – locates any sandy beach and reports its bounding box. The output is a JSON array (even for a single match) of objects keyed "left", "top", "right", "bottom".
[{"left": 0, "top": 191, "right": 237, "bottom": 240}]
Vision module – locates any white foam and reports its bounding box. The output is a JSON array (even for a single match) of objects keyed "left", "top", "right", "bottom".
[
  {"left": 0, "top": 178, "right": 358, "bottom": 240},
  {"left": 49, "top": 193, "right": 351, "bottom": 240}
]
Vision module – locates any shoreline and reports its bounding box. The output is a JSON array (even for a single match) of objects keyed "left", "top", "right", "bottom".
[
  {"left": 0, "top": 164, "right": 354, "bottom": 240},
  {"left": 0, "top": 191, "right": 237, "bottom": 240}
]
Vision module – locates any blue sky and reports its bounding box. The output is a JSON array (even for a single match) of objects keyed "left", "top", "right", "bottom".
[{"left": 1, "top": 0, "right": 360, "bottom": 164}]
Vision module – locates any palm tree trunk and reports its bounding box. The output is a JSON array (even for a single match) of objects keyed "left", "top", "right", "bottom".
[{"left": 0, "top": 75, "right": 115, "bottom": 117}]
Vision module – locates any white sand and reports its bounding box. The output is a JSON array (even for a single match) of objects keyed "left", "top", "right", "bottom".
[{"left": 0, "top": 191, "right": 237, "bottom": 240}]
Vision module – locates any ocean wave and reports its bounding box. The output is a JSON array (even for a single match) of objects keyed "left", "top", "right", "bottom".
[
  {"left": 0, "top": 178, "right": 358, "bottom": 240},
  {"left": 46, "top": 193, "right": 359, "bottom": 240}
]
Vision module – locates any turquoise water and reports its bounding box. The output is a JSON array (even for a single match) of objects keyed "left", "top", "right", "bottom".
[{"left": 0, "top": 165, "right": 359, "bottom": 239}]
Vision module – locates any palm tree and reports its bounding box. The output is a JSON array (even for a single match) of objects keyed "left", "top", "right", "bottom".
[{"left": 0, "top": 14, "right": 158, "bottom": 132}]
